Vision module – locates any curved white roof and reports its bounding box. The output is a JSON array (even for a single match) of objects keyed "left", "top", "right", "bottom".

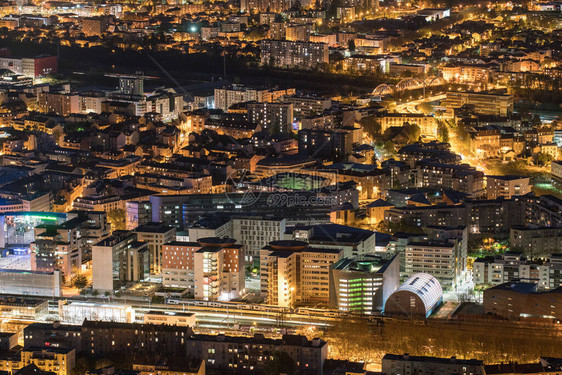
[{"left": 396, "top": 273, "right": 443, "bottom": 313}]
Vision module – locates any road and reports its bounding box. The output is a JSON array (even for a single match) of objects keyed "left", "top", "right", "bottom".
[{"left": 395, "top": 93, "right": 446, "bottom": 114}]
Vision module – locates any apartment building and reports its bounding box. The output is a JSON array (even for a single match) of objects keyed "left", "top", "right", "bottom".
[
  {"left": 379, "top": 113, "right": 436, "bottom": 136},
  {"left": 246, "top": 101, "right": 294, "bottom": 133},
  {"left": 214, "top": 85, "right": 292, "bottom": 112},
  {"left": 260, "top": 240, "right": 342, "bottom": 307},
  {"left": 510, "top": 226, "right": 562, "bottom": 257},
  {"left": 38, "top": 92, "right": 79, "bottom": 116},
  {"left": 193, "top": 237, "right": 245, "bottom": 301},
  {"left": 486, "top": 175, "right": 531, "bottom": 199},
  {"left": 473, "top": 252, "right": 562, "bottom": 290},
  {"left": 161, "top": 241, "right": 199, "bottom": 291},
  {"left": 404, "top": 240, "right": 465, "bottom": 290},
  {"left": 260, "top": 40, "right": 329, "bottom": 69}
]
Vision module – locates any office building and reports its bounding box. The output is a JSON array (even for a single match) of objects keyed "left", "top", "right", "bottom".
[
  {"left": 231, "top": 217, "right": 286, "bottom": 263},
  {"left": 446, "top": 91, "right": 513, "bottom": 117},
  {"left": 92, "top": 231, "right": 149, "bottom": 293},
  {"left": 404, "top": 239, "right": 465, "bottom": 290},
  {"left": 329, "top": 254, "right": 400, "bottom": 314},
  {"left": 135, "top": 222, "right": 176, "bottom": 274}
]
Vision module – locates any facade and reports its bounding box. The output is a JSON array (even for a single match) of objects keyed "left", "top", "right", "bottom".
[
  {"left": 0, "top": 269, "right": 62, "bottom": 297},
  {"left": 0, "top": 55, "right": 57, "bottom": 78},
  {"left": 0, "top": 347, "right": 76, "bottom": 375},
  {"left": 329, "top": 254, "right": 400, "bottom": 314},
  {"left": 92, "top": 231, "right": 149, "bottom": 293},
  {"left": 551, "top": 160, "right": 562, "bottom": 183},
  {"left": 382, "top": 354, "right": 484, "bottom": 375},
  {"left": 231, "top": 217, "right": 286, "bottom": 263},
  {"left": 135, "top": 222, "right": 176, "bottom": 274},
  {"left": 384, "top": 273, "right": 443, "bottom": 318},
  {"left": 483, "top": 282, "right": 562, "bottom": 320},
  {"left": 193, "top": 238, "right": 245, "bottom": 301},
  {"left": 379, "top": 114, "right": 436, "bottom": 136},
  {"left": 81, "top": 320, "right": 190, "bottom": 357},
  {"left": 473, "top": 252, "right": 562, "bottom": 290},
  {"left": 446, "top": 91, "right": 513, "bottom": 117},
  {"left": 404, "top": 239, "right": 465, "bottom": 290},
  {"left": 510, "top": 226, "right": 562, "bottom": 257},
  {"left": 186, "top": 334, "right": 327, "bottom": 375},
  {"left": 486, "top": 175, "right": 531, "bottom": 199},
  {"left": 214, "top": 85, "right": 291, "bottom": 112},
  {"left": 260, "top": 240, "right": 342, "bottom": 307},
  {"left": 260, "top": 40, "right": 329, "bottom": 69},
  {"left": 246, "top": 101, "right": 294, "bottom": 133},
  {"left": 38, "top": 93, "right": 80, "bottom": 116},
  {"left": 162, "top": 241, "right": 199, "bottom": 291}
]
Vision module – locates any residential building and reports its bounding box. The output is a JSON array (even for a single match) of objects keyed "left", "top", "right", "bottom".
[
  {"left": 483, "top": 282, "right": 562, "bottom": 320},
  {"left": 260, "top": 40, "right": 329, "bottom": 69},
  {"left": 382, "top": 354, "right": 484, "bottom": 375},
  {"left": 260, "top": 240, "right": 342, "bottom": 307},
  {"left": 194, "top": 237, "right": 245, "bottom": 301},
  {"left": 486, "top": 175, "right": 531, "bottom": 199}
]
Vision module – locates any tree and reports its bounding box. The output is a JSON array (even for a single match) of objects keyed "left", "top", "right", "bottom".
[
  {"left": 107, "top": 209, "right": 126, "bottom": 231},
  {"left": 71, "top": 274, "right": 88, "bottom": 289},
  {"left": 418, "top": 102, "right": 433, "bottom": 114},
  {"left": 437, "top": 121, "right": 450, "bottom": 143},
  {"left": 359, "top": 116, "right": 381, "bottom": 139},
  {"left": 535, "top": 152, "right": 553, "bottom": 167},
  {"left": 348, "top": 39, "right": 356, "bottom": 52}
]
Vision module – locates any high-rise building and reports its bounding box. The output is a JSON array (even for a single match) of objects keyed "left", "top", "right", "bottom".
[
  {"left": 260, "top": 240, "right": 342, "bottom": 307},
  {"left": 260, "top": 40, "right": 329, "bottom": 69},
  {"left": 193, "top": 238, "right": 245, "bottom": 301},
  {"left": 118, "top": 75, "right": 144, "bottom": 96},
  {"left": 135, "top": 222, "right": 176, "bottom": 274},
  {"left": 404, "top": 239, "right": 465, "bottom": 290},
  {"left": 231, "top": 217, "right": 286, "bottom": 263},
  {"left": 246, "top": 101, "right": 294, "bottom": 133}
]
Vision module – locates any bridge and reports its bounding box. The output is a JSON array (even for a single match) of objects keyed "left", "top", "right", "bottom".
[{"left": 372, "top": 75, "right": 445, "bottom": 97}]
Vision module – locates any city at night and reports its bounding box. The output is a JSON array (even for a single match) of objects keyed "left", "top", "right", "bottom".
[{"left": 0, "top": 0, "right": 559, "bottom": 373}]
